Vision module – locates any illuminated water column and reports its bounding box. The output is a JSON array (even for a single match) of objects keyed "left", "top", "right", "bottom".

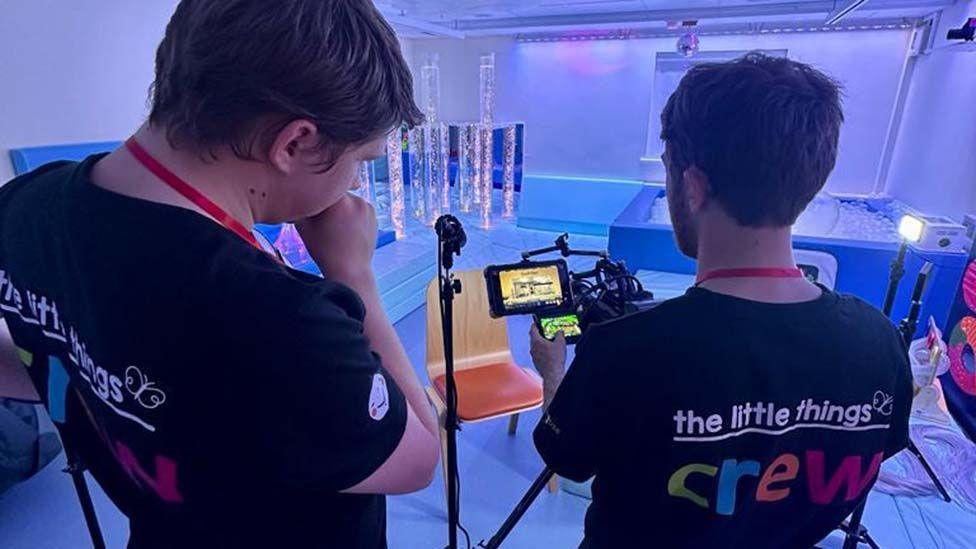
[
  {"left": 423, "top": 124, "right": 444, "bottom": 224},
  {"left": 386, "top": 129, "right": 405, "bottom": 238},
  {"left": 408, "top": 127, "right": 426, "bottom": 220},
  {"left": 440, "top": 124, "right": 451, "bottom": 212},
  {"left": 471, "top": 124, "right": 483, "bottom": 207},
  {"left": 420, "top": 55, "right": 444, "bottom": 223},
  {"left": 502, "top": 125, "right": 516, "bottom": 218},
  {"left": 357, "top": 160, "right": 376, "bottom": 204},
  {"left": 458, "top": 125, "right": 477, "bottom": 213},
  {"left": 479, "top": 53, "right": 495, "bottom": 228}
]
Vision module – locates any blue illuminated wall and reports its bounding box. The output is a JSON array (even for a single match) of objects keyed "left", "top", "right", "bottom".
[{"left": 409, "top": 29, "right": 912, "bottom": 195}]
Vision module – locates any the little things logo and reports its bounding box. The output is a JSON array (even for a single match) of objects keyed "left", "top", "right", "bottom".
[
  {"left": 0, "top": 269, "right": 164, "bottom": 432},
  {"left": 666, "top": 392, "right": 895, "bottom": 516},
  {"left": 369, "top": 374, "right": 390, "bottom": 421}
]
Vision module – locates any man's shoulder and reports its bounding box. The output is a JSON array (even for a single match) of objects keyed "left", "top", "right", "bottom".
[
  {"left": 592, "top": 293, "right": 698, "bottom": 331},
  {"left": 577, "top": 294, "right": 696, "bottom": 352},
  {"left": 0, "top": 161, "right": 76, "bottom": 208},
  {"left": 200, "top": 244, "right": 365, "bottom": 325},
  {"left": 832, "top": 290, "right": 889, "bottom": 319},
  {"left": 830, "top": 290, "right": 903, "bottom": 339}
]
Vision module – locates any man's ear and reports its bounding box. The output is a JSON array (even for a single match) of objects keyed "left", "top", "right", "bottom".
[
  {"left": 682, "top": 166, "right": 711, "bottom": 214},
  {"left": 268, "top": 120, "right": 319, "bottom": 174}
]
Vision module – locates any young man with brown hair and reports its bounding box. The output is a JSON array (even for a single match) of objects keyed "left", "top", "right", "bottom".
[
  {"left": 530, "top": 53, "right": 913, "bottom": 548},
  {"left": 0, "top": 1, "right": 438, "bottom": 547}
]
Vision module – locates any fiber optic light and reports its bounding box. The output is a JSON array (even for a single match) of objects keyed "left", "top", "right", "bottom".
[{"left": 899, "top": 215, "right": 925, "bottom": 243}]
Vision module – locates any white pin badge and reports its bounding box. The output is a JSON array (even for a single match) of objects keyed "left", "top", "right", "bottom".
[{"left": 369, "top": 374, "right": 390, "bottom": 421}]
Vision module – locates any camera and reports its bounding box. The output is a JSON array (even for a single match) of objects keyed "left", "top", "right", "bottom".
[{"left": 483, "top": 234, "right": 657, "bottom": 344}]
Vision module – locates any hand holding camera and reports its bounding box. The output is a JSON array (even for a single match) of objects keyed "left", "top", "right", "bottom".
[{"left": 529, "top": 324, "right": 567, "bottom": 405}]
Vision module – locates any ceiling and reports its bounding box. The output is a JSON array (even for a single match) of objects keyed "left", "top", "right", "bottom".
[{"left": 378, "top": 0, "right": 954, "bottom": 38}]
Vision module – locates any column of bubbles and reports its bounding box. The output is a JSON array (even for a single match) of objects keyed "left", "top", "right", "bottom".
[
  {"left": 357, "top": 160, "right": 376, "bottom": 204},
  {"left": 502, "top": 125, "right": 516, "bottom": 218},
  {"left": 479, "top": 53, "right": 495, "bottom": 228},
  {"left": 386, "top": 129, "right": 406, "bottom": 238},
  {"left": 420, "top": 54, "right": 443, "bottom": 224},
  {"left": 471, "top": 125, "right": 483, "bottom": 207},
  {"left": 423, "top": 124, "right": 444, "bottom": 224},
  {"left": 408, "top": 127, "right": 426, "bottom": 220},
  {"left": 440, "top": 124, "right": 451, "bottom": 212},
  {"left": 458, "top": 124, "right": 479, "bottom": 213}
]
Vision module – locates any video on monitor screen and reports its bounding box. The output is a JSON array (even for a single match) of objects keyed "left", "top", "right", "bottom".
[
  {"left": 484, "top": 259, "right": 571, "bottom": 317},
  {"left": 539, "top": 314, "right": 582, "bottom": 340},
  {"left": 498, "top": 265, "right": 564, "bottom": 311}
]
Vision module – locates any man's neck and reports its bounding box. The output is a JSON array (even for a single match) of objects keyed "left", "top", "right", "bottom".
[
  {"left": 694, "top": 214, "right": 821, "bottom": 303},
  {"left": 91, "top": 125, "right": 262, "bottom": 229}
]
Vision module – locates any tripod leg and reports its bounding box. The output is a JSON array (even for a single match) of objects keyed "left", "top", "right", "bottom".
[
  {"left": 842, "top": 501, "right": 867, "bottom": 549},
  {"left": 63, "top": 453, "right": 106, "bottom": 549},
  {"left": 907, "top": 438, "right": 952, "bottom": 502}
]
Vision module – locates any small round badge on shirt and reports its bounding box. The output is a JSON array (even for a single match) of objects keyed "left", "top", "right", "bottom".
[{"left": 369, "top": 374, "right": 390, "bottom": 421}]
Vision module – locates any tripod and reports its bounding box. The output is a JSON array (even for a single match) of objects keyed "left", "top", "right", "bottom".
[
  {"left": 435, "top": 215, "right": 467, "bottom": 549},
  {"left": 60, "top": 406, "right": 107, "bottom": 549},
  {"left": 479, "top": 467, "right": 554, "bottom": 549},
  {"left": 842, "top": 256, "right": 951, "bottom": 549},
  {"left": 64, "top": 447, "right": 106, "bottom": 549}
]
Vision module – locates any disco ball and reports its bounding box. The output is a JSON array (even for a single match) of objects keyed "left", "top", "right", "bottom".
[{"left": 676, "top": 33, "right": 700, "bottom": 57}]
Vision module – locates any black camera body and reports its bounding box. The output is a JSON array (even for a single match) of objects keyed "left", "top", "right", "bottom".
[{"left": 484, "top": 234, "right": 657, "bottom": 343}]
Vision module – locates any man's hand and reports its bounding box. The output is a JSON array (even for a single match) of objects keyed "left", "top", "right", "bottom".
[
  {"left": 298, "top": 193, "right": 440, "bottom": 438},
  {"left": 529, "top": 324, "right": 567, "bottom": 406},
  {"left": 296, "top": 193, "right": 377, "bottom": 279}
]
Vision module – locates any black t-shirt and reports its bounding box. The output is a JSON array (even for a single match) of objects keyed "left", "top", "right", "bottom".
[
  {"left": 0, "top": 156, "right": 407, "bottom": 548},
  {"left": 534, "top": 286, "right": 912, "bottom": 549}
]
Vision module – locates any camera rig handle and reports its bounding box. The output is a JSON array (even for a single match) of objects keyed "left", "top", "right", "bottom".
[{"left": 520, "top": 233, "right": 608, "bottom": 262}]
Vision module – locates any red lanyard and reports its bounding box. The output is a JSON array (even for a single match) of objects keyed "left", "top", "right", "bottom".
[
  {"left": 124, "top": 138, "right": 265, "bottom": 253},
  {"left": 696, "top": 267, "right": 804, "bottom": 286}
]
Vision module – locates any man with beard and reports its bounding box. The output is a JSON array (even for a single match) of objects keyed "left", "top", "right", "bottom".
[{"left": 529, "top": 53, "right": 913, "bottom": 549}]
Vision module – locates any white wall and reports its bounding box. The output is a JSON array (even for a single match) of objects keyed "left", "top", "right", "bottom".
[
  {"left": 409, "top": 29, "right": 913, "bottom": 194},
  {"left": 887, "top": 0, "right": 976, "bottom": 221},
  {"left": 0, "top": 0, "right": 180, "bottom": 184}
]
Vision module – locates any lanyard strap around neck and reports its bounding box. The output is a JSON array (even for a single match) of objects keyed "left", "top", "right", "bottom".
[
  {"left": 696, "top": 267, "right": 805, "bottom": 286},
  {"left": 124, "top": 138, "right": 263, "bottom": 252}
]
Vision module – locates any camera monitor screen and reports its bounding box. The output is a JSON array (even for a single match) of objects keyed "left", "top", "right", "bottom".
[
  {"left": 484, "top": 260, "right": 572, "bottom": 317},
  {"left": 538, "top": 314, "right": 582, "bottom": 343}
]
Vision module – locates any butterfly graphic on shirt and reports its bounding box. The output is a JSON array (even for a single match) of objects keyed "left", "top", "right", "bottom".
[
  {"left": 124, "top": 366, "right": 167, "bottom": 410},
  {"left": 872, "top": 390, "right": 894, "bottom": 416}
]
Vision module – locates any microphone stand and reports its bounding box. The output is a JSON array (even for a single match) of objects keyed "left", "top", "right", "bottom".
[{"left": 435, "top": 215, "right": 466, "bottom": 549}]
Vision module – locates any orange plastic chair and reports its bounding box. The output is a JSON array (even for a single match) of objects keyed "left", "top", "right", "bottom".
[{"left": 424, "top": 270, "right": 556, "bottom": 495}]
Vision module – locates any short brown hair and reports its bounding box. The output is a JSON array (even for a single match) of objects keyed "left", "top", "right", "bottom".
[
  {"left": 149, "top": 0, "right": 423, "bottom": 167},
  {"left": 661, "top": 53, "right": 844, "bottom": 227}
]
